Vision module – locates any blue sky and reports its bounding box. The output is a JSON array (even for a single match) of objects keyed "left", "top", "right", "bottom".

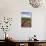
[{"left": 21, "top": 12, "right": 32, "bottom": 16}]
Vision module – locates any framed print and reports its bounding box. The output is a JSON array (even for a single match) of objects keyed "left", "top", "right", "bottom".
[{"left": 21, "top": 11, "right": 32, "bottom": 28}]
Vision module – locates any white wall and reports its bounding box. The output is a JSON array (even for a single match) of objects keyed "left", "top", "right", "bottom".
[
  {"left": 44, "top": 15, "right": 46, "bottom": 40},
  {"left": 0, "top": 0, "right": 46, "bottom": 40}
]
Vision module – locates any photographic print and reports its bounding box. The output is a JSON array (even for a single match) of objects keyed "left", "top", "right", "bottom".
[{"left": 21, "top": 11, "right": 32, "bottom": 28}]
